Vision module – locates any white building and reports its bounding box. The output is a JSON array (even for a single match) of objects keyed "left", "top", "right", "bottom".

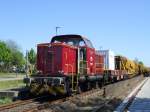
[{"left": 96, "top": 50, "right": 115, "bottom": 70}]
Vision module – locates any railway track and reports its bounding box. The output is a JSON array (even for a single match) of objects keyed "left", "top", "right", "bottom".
[
  {"left": 24, "top": 89, "right": 104, "bottom": 112},
  {"left": 40, "top": 76, "right": 144, "bottom": 112},
  {"left": 0, "top": 96, "right": 50, "bottom": 112},
  {"left": 0, "top": 76, "right": 144, "bottom": 112},
  {"left": 0, "top": 88, "right": 104, "bottom": 112}
]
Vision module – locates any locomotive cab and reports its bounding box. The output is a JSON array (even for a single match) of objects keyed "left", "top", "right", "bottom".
[{"left": 51, "top": 35, "right": 96, "bottom": 76}]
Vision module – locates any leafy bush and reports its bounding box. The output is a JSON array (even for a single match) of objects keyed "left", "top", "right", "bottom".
[{"left": 0, "top": 97, "right": 12, "bottom": 105}]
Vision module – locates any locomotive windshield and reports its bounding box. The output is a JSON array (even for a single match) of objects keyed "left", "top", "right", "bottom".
[{"left": 51, "top": 35, "right": 94, "bottom": 48}]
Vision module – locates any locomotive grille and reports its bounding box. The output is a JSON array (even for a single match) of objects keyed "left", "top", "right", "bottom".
[{"left": 45, "top": 51, "right": 54, "bottom": 73}]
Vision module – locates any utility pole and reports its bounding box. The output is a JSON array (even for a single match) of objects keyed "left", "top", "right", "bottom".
[{"left": 55, "top": 26, "right": 61, "bottom": 35}]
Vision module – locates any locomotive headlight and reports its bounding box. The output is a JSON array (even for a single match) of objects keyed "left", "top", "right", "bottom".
[
  {"left": 58, "top": 70, "right": 64, "bottom": 74},
  {"left": 90, "top": 63, "right": 93, "bottom": 66},
  {"left": 90, "top": 56, "right": 93, "bottom": 61}
]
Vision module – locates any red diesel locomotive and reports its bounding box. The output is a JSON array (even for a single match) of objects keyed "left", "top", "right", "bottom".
[{"left": 25, "top": 34, "right": 124, "bottom": 95}]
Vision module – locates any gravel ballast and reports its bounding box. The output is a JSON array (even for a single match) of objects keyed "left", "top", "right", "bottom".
[{"left": 38, "top": 75, "right": 145, "bottom": 112}]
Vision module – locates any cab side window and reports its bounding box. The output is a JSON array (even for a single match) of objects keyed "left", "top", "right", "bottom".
[{"left": 79, "top": 41, "right": 85, "bottom": 47}]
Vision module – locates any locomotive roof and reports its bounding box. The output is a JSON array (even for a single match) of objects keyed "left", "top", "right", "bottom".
[
  {"left": 51, "top": 34, "right": 94, "bottom": 48},
  {"left": 52, "top": 34, "right": 89, "bottom": 41}
]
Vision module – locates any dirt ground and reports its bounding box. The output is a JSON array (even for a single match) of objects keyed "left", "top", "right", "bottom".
[{"left": 41, "top": 75, "right": 145, "bottom": 112}]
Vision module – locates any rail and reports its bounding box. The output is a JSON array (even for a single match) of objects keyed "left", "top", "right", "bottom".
[
  {"left": 0, "top": 76, "right": 144, "bottom": 112},
  {"left": 0, "top": 96, "right": 49, "bottom": 112},
  {"left": 24, "top": 88, "right": 104, "bottom": 112}
]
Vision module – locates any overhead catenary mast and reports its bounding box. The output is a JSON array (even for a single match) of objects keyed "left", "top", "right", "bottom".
[{"left": 55, "top": 26, "right": 61, "bottom": 35}]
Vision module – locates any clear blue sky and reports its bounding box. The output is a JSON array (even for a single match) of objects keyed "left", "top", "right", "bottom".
[{"left": 0, "top": 0, "right": 149, "bottom": 66}]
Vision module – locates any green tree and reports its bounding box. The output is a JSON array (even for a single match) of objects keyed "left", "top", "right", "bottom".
[
  {"left": 6, "top": 40, "right": 25, "bottom": 71},
  {"left": 27, "top": 48, "right": 36, "bottom": 74},
  {"left": 11, "top": 51, "right": 25, "bottom": 68},
  {"left": 0, "top": 41, "right": 12, "bottom": 71},
  {"left": 0, "top": 40, "right": 25, "bottom": 72},
  {"left": 139, "top": 61, "right": 144, "bottom": 66},
  {"left": 28, "top": 48, "right": 36, "bottom": 65}
]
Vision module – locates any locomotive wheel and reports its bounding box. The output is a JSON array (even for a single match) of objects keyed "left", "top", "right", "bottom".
[
  {"left": 77, "top": 85, "right": 82, "bottom": 94},
  {"left": 111, "top": 77, "right": 115, "bottom": 83},
  {"left": 97, "top": 79, "right": 103, "bottom": 88},
  {"left": 91, "top": 81, "right": 99, "bottom": 89},
  {"left": 91, "top": 81, "right": 96, "bottom": 89},
  {"left": 98, "top": 82, "right": 103, "bottom": 88},
  {"left": 77, "top": 82, "right": 87, "bottom": 92},
  {"left": 87, "top": 82, "right": 92, "bottom": 90},
  {"left": 95, "top": 82, "right": 99, "bottom": 89}
]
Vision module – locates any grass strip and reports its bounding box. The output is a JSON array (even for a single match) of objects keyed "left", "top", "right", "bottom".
[{"left": 0, "top": 80, "right": 25, "bottom": 90}]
